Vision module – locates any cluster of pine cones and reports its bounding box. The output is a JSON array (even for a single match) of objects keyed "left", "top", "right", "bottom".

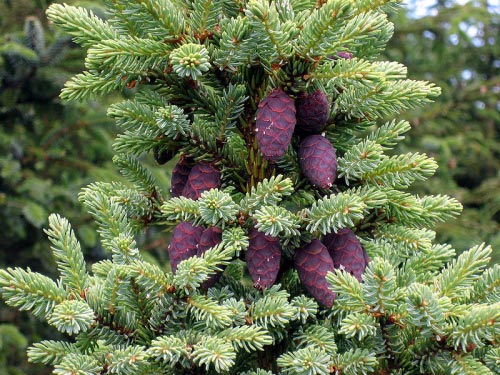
[
  {"left": 256, "top": 88, "right": 337, "bottom": 189},
  {"left": 165, "top": 87, "right": 369, "bottom": 308}
]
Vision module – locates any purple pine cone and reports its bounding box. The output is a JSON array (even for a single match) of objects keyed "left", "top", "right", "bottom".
[
  {"left": 296, "top": 90, "right": 330, "bottom": 135},
  {"left": 336, "top": 51, "right": 354, "bottom": 59},
  {"left": 168, "top": 221, "right": 203, "bottom": 273},
  {"left": 294, "top": 239, "right": 336, "bottom": 308},
  {"left": 299, "top": 135, "right": 337, "bottom": 189},
  {"left": 323, "top": 228, "right": 369, "bottom": 282},
  {"left": 182, "top": 162, "right": 221, "bottom": 200},
  {"left": 246, "top": 228, "right": 282, "bottom": 290},
  {"left": 256, "top": 88, "right": 296, "bottom": 161},
  {"left": 197, "top": 227, "right": 223, "bottom": 289},
  {"left": 170, "top": 157, "right": 192, "bottom": 198}
]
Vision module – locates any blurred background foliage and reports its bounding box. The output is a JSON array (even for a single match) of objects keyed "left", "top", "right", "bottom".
[
  {"left": 0, "top": 0, "right": 498, "bottom": 374},
  {"left": 0, "top": 1, "right": 118, "bottom": 373}
]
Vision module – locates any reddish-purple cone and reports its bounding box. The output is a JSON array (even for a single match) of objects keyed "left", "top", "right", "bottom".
[
  {"left": 336, "top": 51, "right": 354, "bottom": 59},
  {"left": 323, "top": 228, "right": 370, "bottom": 282},
  {"left": 256, "top": 88, "right": 296, "bottom": 161},
  {"left": 197, "top": 227, "right": 223, "bottom": 289},
  {"left": 299, "top": 135, "right": 337, "bottom": 189},
  {"left": 168, "top": 221, "right": 203, "bottom": 273},
  {"left": 246, "top": 228, "right": 282, "bottom": 290},
  {"left": 170, "top": 157, "right": 192, "bottom": 197},
  {"left": 294, "top": 239, "right": 336, "bottom": 308},
  {"left": 296, "top": 90, "right": 330, "bottom": 135},
  {"left": 182, "top": 162, "right": 221, "bottom": 200}
]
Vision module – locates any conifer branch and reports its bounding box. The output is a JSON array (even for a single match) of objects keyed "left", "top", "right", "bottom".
[
  {"left": 436, "top": 244, "right": 492, "bottom": 301},
  {"left": 332, "top": 348, "right": 378, "bottom": 375},
  {"left": 249, "top": 294, "right": 294, "bottom": 329},
  {"left": 450, "top": 302, "right": 500, "bottom": 351},
  {"left": 138, "top": 0, "right": 186, "bottom": 38},
  {"left": 340, "top": 312, "right": 378, "bottom": 341},
  {"left": 48, "top": 300, "right": 95, "bottom": 335},
  {"left": 0, "top": 268, "right": 68, "bottom": 319},
  {"left": 240, "top": 175, "right": 294, "bottom": 214},
  {"left": 192, "top": 335, "right": 236, "bottom": 372},
  {"left": 187, "top": 294, "right": 234, "bottom": 329},
  {"left": 278, "top": 347, "right": 331, "bottom": 375},
  {"left": 362, "top": 258, "right": 401, "bottom": 314},
  {"left": 362, "top": 153, "right": 438, "bottom": 188},
  {"left": 254, "top": 206, "right": 301, "bottom": 238},
  {"left": 198, "top": 189, "right": 239, "bottom": 227},
  {"left": 85, "top": 38, "right": 173, "bottom": 73},
  {"left": 4, "top": 2, "right": 499, "bottom": 374},
  {"left": 113, "top": 154, "right": 162, "bottom": 197},
  {"left": 245, "top": 0, "right": 294, "bottom": 64},
  {"left": 147, "top": 335, "right": 189, "bottom": 365},
  {"left": 78, "top": 187, "right": 141, "bottom": 263},
  {"left": 60, "top": 71, "right": 125, "bottom": 101},
  {"left": 302, "top": 192, "right": 366, "bottom": 234},
  {"left": 295, "top": 325, "right": 337, "bottom": 353},
  {"left": 327, "top": 270, "right": 366, "bottom": 313},
  {"left": 54, "top": 353, "right": 102, "bottom": 375},
  {"left": 46, "top": 4, "right": 117, "bottom": 48},
  {"left": 105, "top": 346, "right": 148, "bottom": 375},
  {"left": 45, "top": 214, "right": 89, "bottom": 297},
  {"left": 469, "top": 264, "right": 500, "bottom": 304},
  {"left": 219, "top": 326, "right": 273, "bottom": 352},
  {"left": 27, "top": 340, "right": 81, "bottom": 366},
  {"left": 213, "top": 17, "right": 252, "bottom": 71}
]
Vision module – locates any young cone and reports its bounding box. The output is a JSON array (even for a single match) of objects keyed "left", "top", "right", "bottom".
[
  {"left": 197, "top": 227, "right": 223, "bottom": 289},
  {"left": 168, "top": 221, "right": 204, "bottom": 273},
  {"left": 295, "top": 90, "right": 330, "bottom": 135},
  {"left": 170, "top": 157, "right": 192, "bottom": 197},
  {"left": 255, "top": 88, "right": 296, "bottom": 161},
  {"left": 323, "top": 228, "right": 370, "bottom": 282},
  {"left": 246, "top": 227, "right": 282, "bottom": 290},
  {"left": 182, "top": 161, "right": 221, "bottom": 200},
  {"left": 294, "top": 239, "right": 336, "bottom": 308},
  {"left": 299, "top": 135, "right": 338, "bottom": 189}
]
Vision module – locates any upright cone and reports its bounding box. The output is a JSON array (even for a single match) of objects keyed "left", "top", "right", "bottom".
[
  {"left": 168, "top": 221, "right": 204, "bottom": 273},
  {"left": 323, "top": 228, "right": 369, "bottom": 282},
  {"left": 294, "top": 239, "right": 336, "bottom": 308},
  {"left": 299, "top": 135, "right": 338, "bottom": 189},
  {"left": 197, "top": 227, "right": 223, "bottom": 289},
  {"left": 170, "top": 157, "right": 192, "bottom": 197},
  {"left": 255, "top": 88, "right": 296, "bottom": 161},
  {"left": 246, "top": 228, "right": 281, "bottom": 290},
  {"left": 295, "top": 90, "right": 330, "bottom": 135},
  {"left": 182, "top": 161, "right": 221, "bottom": 200}
]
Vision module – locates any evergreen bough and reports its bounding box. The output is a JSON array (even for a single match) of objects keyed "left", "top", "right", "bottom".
[{"left": 1, "top": 1, "right": 499, "bottom": 374}]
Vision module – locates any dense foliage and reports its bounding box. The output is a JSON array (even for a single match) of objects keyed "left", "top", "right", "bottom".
[
  {"left": 384, "top": 0, "right": 500, "bottom": 256},
  {"left": 0, "top": 1, "right": 499, "bottom": 375}
]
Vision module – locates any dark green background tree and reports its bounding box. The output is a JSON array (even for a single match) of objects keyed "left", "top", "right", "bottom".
[{"left": 1, "top": 1, "right": 116, "bottom": 373}]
